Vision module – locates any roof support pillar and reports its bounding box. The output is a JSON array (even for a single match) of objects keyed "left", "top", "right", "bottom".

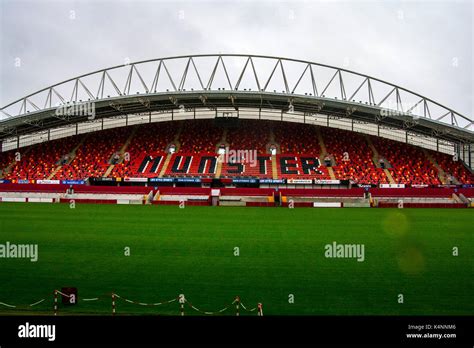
[{"left": 469, "top": 144, "right": 471, "bottom": 168}]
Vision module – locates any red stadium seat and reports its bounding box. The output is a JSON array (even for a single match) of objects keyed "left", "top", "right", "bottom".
[{"left": 1, "top": 120, "right": 472, "bottom": 184}]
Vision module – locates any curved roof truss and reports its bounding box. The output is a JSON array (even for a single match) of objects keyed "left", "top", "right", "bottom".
[{"left": 0, "top": 54, "right": 472, "bottom": 143}]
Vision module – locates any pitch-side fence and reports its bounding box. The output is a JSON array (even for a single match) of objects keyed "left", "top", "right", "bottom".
[{"left": 0, "top": 290, "right": 263, "bottom": 316}]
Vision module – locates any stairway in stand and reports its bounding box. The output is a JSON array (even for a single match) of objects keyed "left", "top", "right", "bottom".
[
  {"left": 47, "top": 134, "right": 88, "bottom": 180},
  {"left": 103, "top": 126, "right": 138, "bottom": 178},
  {"left": 365, "top": 135, "right": 395, "bottom": 184},
  {"left": 215, "top": 129, "right": 227, "bottom": 179},
  {"left": 159, "top": 123, "right": 183, "bottom": 178},
  {"left": 316, "top": 127, "right": 336, "bottom": 180},
  {"left": 422, "top": 148, "right": 456, "bottom": 184}
]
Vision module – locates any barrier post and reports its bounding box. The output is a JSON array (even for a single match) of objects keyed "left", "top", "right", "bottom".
[
  {"left": 257, "top": 303, "right": 263, "bottom": 316},
  {"left": 235, "top": 296, "right": 240, "bottom": 316},
  {"left": 53, "top": 290, "right": 58, "bottom": 316},
  {"left": 112, "top": 293, "right": 116, "bottom": 316},
  {"left": 178, "top": 294, "right": 185, "bottom": 316}
]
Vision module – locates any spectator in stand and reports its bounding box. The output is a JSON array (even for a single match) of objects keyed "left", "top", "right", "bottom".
[
  {"left": 324, "top": 155, "right": 332, "bottom": 167},
  {"left": 113, "top": 153, "right": 120, "bottom": 164},
  {"left": 379, "top": 158, "right": 385, "bottom": 169},
  {"left": 364, "top": 186, "right": 370, "bottom": 198},
  {"left": 448, "top": 174, "right": 454, "bottom": 184}
]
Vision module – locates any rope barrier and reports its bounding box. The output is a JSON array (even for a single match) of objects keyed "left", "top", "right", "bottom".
[
  {"left": 0, "top": 302, "right": 16, "bottom": 308},
  {"left": 29, "top": 299, "right": 46, "bottom": 307},
  {"left": 0, "top": 291, "right": 263, "bottom": 316},
  {"left": 0, "top": 297, "right": 47, "bottom": 308},
  {"left": 113, "top": 293, "right": 177, "bottom": 307},
  {"left": 240, "top": 301, "right": 257, "bottom": 312},
  {"left": 55, "top": 289, "right": 71, "bottom": 298},
  {"left": 186, "top": 301, "right": 230, "bottom": 315}
]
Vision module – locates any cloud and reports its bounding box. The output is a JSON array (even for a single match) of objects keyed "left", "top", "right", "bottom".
[{"left": 0, "top": 0, "right": 472, "bottom": 119}]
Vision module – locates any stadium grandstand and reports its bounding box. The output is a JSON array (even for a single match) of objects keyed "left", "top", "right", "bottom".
[{"left": 0, "top": 54, "right": 473, "bottom": 208}]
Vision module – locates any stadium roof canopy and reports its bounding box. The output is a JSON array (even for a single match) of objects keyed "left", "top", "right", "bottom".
[{"left": 1, "top": 54, "right": 473, "bottom": 144}]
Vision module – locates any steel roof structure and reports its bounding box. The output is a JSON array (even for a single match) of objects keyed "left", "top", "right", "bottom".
[{"left": 1, "top": 54, "right": 473, "bottom": 144}]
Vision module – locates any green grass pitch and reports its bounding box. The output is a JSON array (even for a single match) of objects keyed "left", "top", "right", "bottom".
[{"left": 0, "top": 203, "right": 472, "bottom": 316}]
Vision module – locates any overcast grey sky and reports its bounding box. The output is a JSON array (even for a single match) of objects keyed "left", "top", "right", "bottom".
[{"left": 0, "top": 0, "right": 472, "bottom": 118}]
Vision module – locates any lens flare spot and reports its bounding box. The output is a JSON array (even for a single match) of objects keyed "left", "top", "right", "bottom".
[
  {"left": 397, "top": 247, "right": 425, "bottom": 275},
  {"left": 382, "top": 211, "right": 409, "bottom": 237}
]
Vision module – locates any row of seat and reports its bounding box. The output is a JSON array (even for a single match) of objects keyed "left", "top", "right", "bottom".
[
  {"left": 1, "top": 120, "right": 472, "bottom": 184},
  {"left": 323, "top": 129, "right": 389, "bottom": 184},
  {"left": 371, "top": 136, "right": 441, "bottom": 185}
]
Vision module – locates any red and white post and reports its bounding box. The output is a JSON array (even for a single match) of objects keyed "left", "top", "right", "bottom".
[
  {"left": 53, "top": 290, "right": 58, "bottom": 316},
  {"left": 178, "top": 294, "right": 185, "bottom": 316},
  {"left": 235, "top": 296, "right": 240, "bottom": 316},
  {"left": 257, "top": 303, "right": 263, "bottom": 316},
  {"left": 112, "top": 293, "right": 116, "bottom": 316}
]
